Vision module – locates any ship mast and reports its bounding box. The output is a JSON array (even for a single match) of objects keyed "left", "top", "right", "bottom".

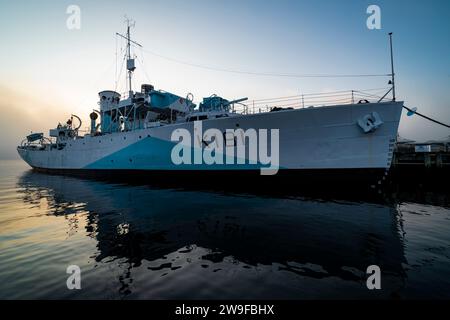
[
  {"left": 116, "top": 18, "right": 142, "bottom": 98},
  {"left": 389, "top": 32, "right": 396, "bottom": 102},
  {"left": 126, "top": 21, "right": 132, "bottom": 95},
  {"left": 378, "top": 32, "right": 397, "bottom": 103}
]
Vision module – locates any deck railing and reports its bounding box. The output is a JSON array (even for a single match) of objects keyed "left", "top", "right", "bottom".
[{"left": 231, "top": 87, "right": 392, "bottom": 114}]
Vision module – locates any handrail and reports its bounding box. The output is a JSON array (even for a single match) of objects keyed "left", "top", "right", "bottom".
[{"left": 232, "top": 88, "right": 391, "bottom": 114}]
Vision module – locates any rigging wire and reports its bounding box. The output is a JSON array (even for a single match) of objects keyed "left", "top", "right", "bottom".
[
  {"left": 114, "top": 53, "right": 127, "bottom": 94},
  {"left": 74, "top": 55, "right": 118, "bottom": 114},
  {"left": 354, "top": 91, "right": 384, "bottom": 99},
  {"left": 115, "top": 34, "right": 118, "bottom": 92},
  {"left": 138, "top": 46, "right": 391, "bottom": 79},
  {"left": 251, "top": 87, "right": 390, "bottom": 103},
  {"left": 135, "top": 50, "right": 152, "bottom": 85}
]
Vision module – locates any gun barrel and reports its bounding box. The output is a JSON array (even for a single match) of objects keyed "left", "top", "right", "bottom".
[{"left": 224, "top": 97, "right": 248, "bottom": 106}]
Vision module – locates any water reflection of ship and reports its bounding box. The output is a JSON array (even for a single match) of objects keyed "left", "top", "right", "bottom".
[{"left": 17, "top": 170, "right": 408, "bottom": 298}]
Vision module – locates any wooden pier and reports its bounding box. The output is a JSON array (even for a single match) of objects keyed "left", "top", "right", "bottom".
[
  {"left": 392, "top": 151, "right": 450, "bottom": 168},
  {"left": 388, "top": 149, "right": 450, "bottom": 190}
]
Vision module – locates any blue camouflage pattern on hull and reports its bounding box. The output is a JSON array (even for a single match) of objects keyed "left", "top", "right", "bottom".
[{"left": 84, "top": 136, "right": 267, "bottom": 170}]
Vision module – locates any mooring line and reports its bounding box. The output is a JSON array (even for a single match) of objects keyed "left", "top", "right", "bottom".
[{"left": 403, "top": 106, "right": 450, "bottom": 129}]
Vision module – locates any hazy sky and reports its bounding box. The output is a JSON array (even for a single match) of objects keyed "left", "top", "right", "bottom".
[{"left": 0, "top": 0, "right": 449, "bottom": 159}]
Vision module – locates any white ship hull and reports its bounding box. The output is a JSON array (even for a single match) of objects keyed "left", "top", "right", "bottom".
[{"left": 18, "top": 102, "right": 403, "bottom": 175}]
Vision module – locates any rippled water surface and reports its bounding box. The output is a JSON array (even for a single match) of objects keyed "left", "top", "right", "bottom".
[{"left": 0, "top": 160, "right": 449, "bottom": 299}]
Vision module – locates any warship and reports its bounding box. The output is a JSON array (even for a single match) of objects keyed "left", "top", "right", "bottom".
[{"left": 17, "top": 23, "right": 403, "bottom": 184}]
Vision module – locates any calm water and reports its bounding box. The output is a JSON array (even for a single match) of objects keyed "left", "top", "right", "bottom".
[{"left": 0, "top": 159, "right": 449, "bottom": 299}]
